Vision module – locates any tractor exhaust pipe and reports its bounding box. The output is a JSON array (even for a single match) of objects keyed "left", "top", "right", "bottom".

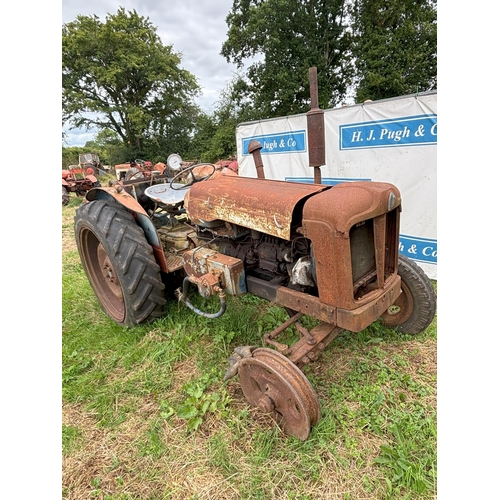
[
  {"left": 306, "top": 67, "right": 325, "bottom": 184},
  {"left": 248, "top": 140, "right": 265, "bottom": 179}
]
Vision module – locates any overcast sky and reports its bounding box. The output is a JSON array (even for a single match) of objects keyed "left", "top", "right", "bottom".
[{"left": 62, "top": 0, "right": 242, "bottom": 147}]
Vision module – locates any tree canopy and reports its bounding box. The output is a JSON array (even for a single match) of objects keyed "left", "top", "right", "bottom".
[
  {"left": 221, "top": 0, "right": 437, "bottom": 115},
  {"left": 62, "top": 8, "right": 200, "bottom": 155},
  {"left": 221, "top": 0, "right": 353, "bottom": 117},
  {"left": 350, "top": 0, "right": 437, "bottom": 102}
]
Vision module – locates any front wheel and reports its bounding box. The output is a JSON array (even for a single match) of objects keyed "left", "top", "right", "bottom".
[
  {"left": 74, "top": 200, "right": 166, "bottom": 327},
  {"left": 380, "top": 254, "right": 436, "bottom": 335}
]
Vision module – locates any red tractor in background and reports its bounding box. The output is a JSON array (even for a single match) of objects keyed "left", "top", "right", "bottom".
[
  {"left": 114, "top": 156, "right": 238, "bottom": 182},
  {"left": 114, "top": 159, "right": 163, "bottom": 181},
  {"left": 62, "top": 153, "right": 102, "bottom": 205}
]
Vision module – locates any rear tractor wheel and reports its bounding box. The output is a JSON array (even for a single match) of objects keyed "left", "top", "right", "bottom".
[{"left": 74, "top": 200, "right": 166, "bottom": 327}]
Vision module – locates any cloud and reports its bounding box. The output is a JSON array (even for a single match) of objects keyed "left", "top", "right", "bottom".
[{"left": 62, "top": 0, "right": 239, "bottom": 146}]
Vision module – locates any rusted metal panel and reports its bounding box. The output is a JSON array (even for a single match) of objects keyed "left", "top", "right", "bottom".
[
  {"left": 303, "top": 181, "right": 401, "bottom": 236},
  {"left": 247, "top": 272, "right": 401, "bottom": 333},
  {"left": 185, "top": 176, "right": 329, "bottom": 240},
  {"left": 182, "top": 247, "right": 246, "bottom": 296},
  {"left": 302, "top": 181, "right": 401, "bottom": 309},
  {"left": 335, "top": 274, "right": 401, "bottom": 332},
  {"left": 86, "top": 185, "right": 149, "bottom": 215}
]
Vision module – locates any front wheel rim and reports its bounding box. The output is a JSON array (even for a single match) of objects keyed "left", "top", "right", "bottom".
[{"left": 381, "top": 280, "right": 414, "bottom": 327}]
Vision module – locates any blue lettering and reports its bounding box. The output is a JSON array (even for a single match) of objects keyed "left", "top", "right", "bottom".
[{"left": 340, "top": 115, "right": 437, "bottom": 150}]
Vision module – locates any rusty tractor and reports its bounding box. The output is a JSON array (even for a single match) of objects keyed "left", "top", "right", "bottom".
[
  {"left": 73, "top": 69, "right": 436, "bottom": 440},
  {"left": 114, "top": 159, "right": 165, "bottom": 181},
  {"left": 78, "top": 152, "right": 103, "bottom": 176},
  {"left": 62, "top": 167, "right": 100, "bottom": 206}
]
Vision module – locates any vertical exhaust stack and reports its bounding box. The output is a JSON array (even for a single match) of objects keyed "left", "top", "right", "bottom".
[
  {"left": 248, "top": 140, "right": 266, "bottom": 179},
  {"left": 306, "top": 67, "right": 325, "bottom": 184}
]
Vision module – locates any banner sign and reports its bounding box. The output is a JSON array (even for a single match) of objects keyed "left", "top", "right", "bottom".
[
  {"left": 399, "top": 235, "right": 437, "bottom": 264},
  {"left": 340, "top": 114, "right": 437, "bottom": 150},
  {"left": 242, "top": 130, "right": 306, "bottom": 155}
]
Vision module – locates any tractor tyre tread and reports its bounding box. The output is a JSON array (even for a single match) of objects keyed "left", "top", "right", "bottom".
[{"left": 74, "top": 200, "right": 166, "bottom": 327}]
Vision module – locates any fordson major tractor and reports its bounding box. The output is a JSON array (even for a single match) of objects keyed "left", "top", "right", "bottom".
[{"left": 73, "top": 69, "right": 436, "bottom": 440}]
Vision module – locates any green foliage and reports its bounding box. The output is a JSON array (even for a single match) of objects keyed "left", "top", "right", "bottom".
[
  {"left": 62, "top": 135, "right": 118, "bottom": 168},
  {"left": 222, "top": 0, "right": 354, "bottom": 117},
  {"left": 62, "top": 424, "right": 83, "bottom": 455},
  {"left": 62, "top": 146, "right": 84, "bottom": 169},
  {"left": 188, "top": 79, "right": 256, "bottom": 162},
  {"left": 350, "top": 0, "right": 437, "bottom": 102},
  {"left": 62, "top": 8, "right": 200, "bottom": 154},
  {"left": 174, "top": 374, "right": 231, "bottom": 433}
]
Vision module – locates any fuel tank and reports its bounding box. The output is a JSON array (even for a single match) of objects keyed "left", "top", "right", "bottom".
[{"left": 184, "top": 176, "right": 329, "bottom": 240}]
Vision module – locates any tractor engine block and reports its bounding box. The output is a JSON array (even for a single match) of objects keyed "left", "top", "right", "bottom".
[{"left": 197, "top": 224, "right": 314, "bottom": 289}]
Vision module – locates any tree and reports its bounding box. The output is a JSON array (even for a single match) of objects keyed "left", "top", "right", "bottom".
[
  {"left": 221, "top": 0, "right": 353, "bottom": 118},
  {"left": 350, "top": 0, "right": 437, "bottom": 102},
  {"left": 82, "top": 129, "right": 122, "bottom": 166},
  {"left": 189, "top": 78, "right": 253, "bottom": 162},
  {"left": 62, "top": 8, "right": 201, "bottom": 155},
  {"left": 62, "top": 146, "right": 84, "bottom": 169}
]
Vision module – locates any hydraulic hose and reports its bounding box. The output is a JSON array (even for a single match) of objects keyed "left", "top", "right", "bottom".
[{"left": 176, "top": 276, "right": 227, "bottom": 319}]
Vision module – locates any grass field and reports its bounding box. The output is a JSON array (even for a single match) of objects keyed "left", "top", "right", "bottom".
[{"left": 62, "top": 194, "right": 437, "bottom": 500}]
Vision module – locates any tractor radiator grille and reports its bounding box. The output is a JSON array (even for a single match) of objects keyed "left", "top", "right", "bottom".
[{"left": 350, "top": 208, "right": 398, "bottom": 296}]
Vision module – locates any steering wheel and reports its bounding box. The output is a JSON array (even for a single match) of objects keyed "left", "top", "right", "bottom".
[
  {"left": 124, "top": 167, "right": 145, "bottom": 181},
  {"left": 170, "top": 163, "right": 216, "bottom": 190}
]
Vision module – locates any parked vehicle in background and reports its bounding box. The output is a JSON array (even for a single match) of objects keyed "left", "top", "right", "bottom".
[
  {"left": 62, "top": 165, "right": 100, "bottom": 206},
  {"left": 114, "top": 159, "right": 164, "bottom": 180},
  {"left": 78, "top": 153, "right": 103, "bottom": 176}
]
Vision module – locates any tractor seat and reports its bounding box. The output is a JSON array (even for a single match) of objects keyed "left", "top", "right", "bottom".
[{"left": 144, "top": 183, "right": 187, "bottom": 207}]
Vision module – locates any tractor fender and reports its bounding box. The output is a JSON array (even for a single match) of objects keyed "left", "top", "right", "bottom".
[
  {"left": 85, "top": 174, "right": 98, "bottom": 183},
  {"left": 84, "top": 187, "right": 169, "bottom": 272},
  {"left": 62, "top": 179, "right": 69, "bottom": 187}
]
